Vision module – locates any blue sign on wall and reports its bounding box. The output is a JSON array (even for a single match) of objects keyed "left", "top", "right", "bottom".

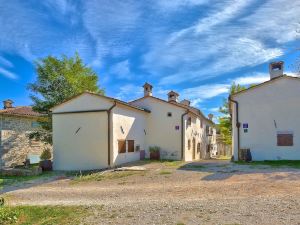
[{"left": 243, "top": 123, "right": 248, "bottom": 128}]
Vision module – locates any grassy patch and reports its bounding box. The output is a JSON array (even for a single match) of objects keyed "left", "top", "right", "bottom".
[
  {"left": 73, "top": 171, "right": 145, "bottom": 182},
  {"left": 0, "top": 172, "right": 55, "bottom": 189},
  {"left": 216, "top": 156, "right": 232, "bottom": 160},
  {"left": 0, "top": 205, "right": 95, "bottom": 224},
  {"left": 159, "top": 170, "right": 172, "bottom": 175},
  {"left": 143, "top": 159, "right": 184, "bottom": 168},
  {"left": 235, "top": 160, "right": 300, "bottom": 169},
  {"left": 182, "top": 164, "right": 205, "bottom": 169}
]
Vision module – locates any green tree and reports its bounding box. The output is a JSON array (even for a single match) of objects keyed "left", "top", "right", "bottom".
[
  {"left": 28, "top": 53, "right": 104, "bottom": 144},
  {"left": 218, "top": 83, "right": 246, "bottom": 145}
]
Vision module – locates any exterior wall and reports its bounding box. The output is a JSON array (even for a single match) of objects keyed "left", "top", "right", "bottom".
[
  {"left": 0, "top": 115, "right": 48, "bottom": 167},
  {"left": 131, "top": 98, "right": 185, "bottom": 160},
  {"left": 112, "top": 106, "right": 146, "bottom": 166},
  {"left": 232, "top": 78, "right": 300, "bottom": 161},
  {"left": 52, "top": 94, "right": 114, "bottom": 170},
  {"left": 53, "top": 112, "right": 108, "bottom": 170},
  {"left": 184, "top": 115, "right": 206, "bottom": 161}
]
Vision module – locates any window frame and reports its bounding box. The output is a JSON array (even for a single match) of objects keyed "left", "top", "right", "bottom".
[
  {"left": 118, "top": 139, "right": 126, "bottom": 153},
  {"left": 277, "top": 132, "right": 293, "bottom": 146},
  {"left": 127, "top": 140, "right": 135, "bottom": 153}
]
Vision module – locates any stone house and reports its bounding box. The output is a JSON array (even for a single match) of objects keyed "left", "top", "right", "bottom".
[
  {"left": 51, "top": 83, "right": 216, "bottom": 171},
  {"left": 230, "top": 61, "right": 300, "bottom": 161},
  {"left": 0, "top": 100, "right": 49, "bottom": 168}
]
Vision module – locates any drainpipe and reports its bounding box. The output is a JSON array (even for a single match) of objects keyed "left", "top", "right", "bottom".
[
  {"left": 107, "top": 101, "right": 117, "bottom": 167},
  {"left": 228, "top": 96, "right": 240, "bottom": 156},
  {"left": 181, "top": 110, "right": 189, "bottom": 160}
]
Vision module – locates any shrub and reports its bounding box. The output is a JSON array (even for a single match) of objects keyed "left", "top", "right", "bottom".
[
  {"left": 149, "top": 146, "right": 160, "bottom": 153},
  {"left": 40, "top": 148, "right": 51, "bottom": 161},
  {"left": 0, "top": 208, "right": 19, "bottom": 224}
]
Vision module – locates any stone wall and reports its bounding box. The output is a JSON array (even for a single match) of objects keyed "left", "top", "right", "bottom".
[{"left": 0, "top": 115, "right": 52, "bottom": 167}]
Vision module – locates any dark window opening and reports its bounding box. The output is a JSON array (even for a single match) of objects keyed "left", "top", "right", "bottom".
[
  {"left": 188, "top": 139, "right": 191, "bottom": 150},
  {"left": 127, "top": 140, "right": 135, "bottom": 152},
  {"left": 118, "top": 140, "right": 126, "bottom": 153},
  {"left": 167, "top": 112, "right": 172, "bottom": 117},
  {"left": 187, "top": 117, "right": 192, "bottom": 126},
  {"left": 197, "top": 143, "right": 200, "bottom": 153}
]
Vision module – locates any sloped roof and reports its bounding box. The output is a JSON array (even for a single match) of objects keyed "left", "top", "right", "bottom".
[
  {"left": 50, "top": 91, "right": 151, "bottom": 113},
  {"left": 130, "top": 95, "right": 213, "bottom": 125},
  {"left": 231, "top": 75, "right": 300, "bottom": 98},
  {"left": 0, "top": 106, "right": 42, "bottom": 117}
]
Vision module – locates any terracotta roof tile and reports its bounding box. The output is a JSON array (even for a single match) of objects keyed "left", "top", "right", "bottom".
[{"left": 0, "top": 106, "right": 42, "bottom": 117}]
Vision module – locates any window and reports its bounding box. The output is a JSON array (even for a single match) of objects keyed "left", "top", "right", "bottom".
[
  {"left": 167, "top": 112, "right": 172, "bottom": 117},
  {"left": 118, "top": 140, "right": 126, "bottom": 153},
  {"left": 277, "top": 132, "right": 293, "bottom": 146},
  {"left": 187, "top": 117, "right": 191, "bottom": 126},
  {"left": 127, "top": 140, "right": 135, "bottom": 152},
  {"left": 197, "top": 143, "right": 200, "bottom": 153},
  {"left": 200, "top": 120, "right": 202, "bottom": 128},
  {"left": 188, "top": 139, "right": 191, "bottom": 150}
]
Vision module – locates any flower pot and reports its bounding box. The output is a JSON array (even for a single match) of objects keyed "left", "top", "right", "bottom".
[
  {"left": 150, "top": 151, "right": 160, "bottom": 160},
  {"left": 39, "top": 160, "right": 53, "bottom": 171}
]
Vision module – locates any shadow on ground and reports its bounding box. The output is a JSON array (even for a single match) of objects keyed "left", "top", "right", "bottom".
[{"left": 178, "top": 160, "right": 300, "bottom": 181}]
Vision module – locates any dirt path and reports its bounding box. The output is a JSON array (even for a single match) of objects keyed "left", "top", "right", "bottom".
[{"left": 3, "top": 160, "right": 300, "bottom": 225}]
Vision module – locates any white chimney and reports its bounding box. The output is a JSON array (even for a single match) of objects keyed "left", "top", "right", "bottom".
[
  {"left": 3, "top": 99, "right": 13, "bottom": 109},
  {"left": 143, "top": 82, "right": 153, "bottom": 97},
  {"left": 269, "top": 61, "right": 284, "bottom": 79},
  {"left": 168, "top": 91, "right": 179, "bottom": 102},
  {"left": 180, "top": 99, "right": 190, "bottom": 106},
  {"left": 208, "top": 113, "right": 213, "bottom": 121}
]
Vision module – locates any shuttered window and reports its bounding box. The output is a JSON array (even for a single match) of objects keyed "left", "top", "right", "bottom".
[
  {"left": 127, "top": 140, "right": 135, "bottom": 152},
  {"left": 118, "top": 140, "right": 126, "bottom": 153},
  {"left": 277, "top": 133, "right": 293, "bottom": 146}
]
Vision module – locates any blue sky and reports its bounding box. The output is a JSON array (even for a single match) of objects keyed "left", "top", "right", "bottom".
[{"left": 0, "top": 0, "right": 299, "bottom": 118}]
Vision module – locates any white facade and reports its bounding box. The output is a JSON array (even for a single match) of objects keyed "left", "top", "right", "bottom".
[
  {"left": 52, "top": 88, "right": 215, "bottom": 171},
  {"left": 231, "top": 76, "right": 300, "bottom": 161}
]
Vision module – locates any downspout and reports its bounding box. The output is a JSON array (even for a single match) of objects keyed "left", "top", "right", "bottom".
[
  {"left": 228, "top": 96, "right": 240, "bottom": 155},
  {"left": 181, "top": 110, "right": 189, "bottom": 160},
  {"left": 107, "top": 101, "right": 117, "bottom": 167}
]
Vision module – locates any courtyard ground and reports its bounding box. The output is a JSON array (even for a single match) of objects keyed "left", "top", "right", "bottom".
[{"left": 1, "top": 160, "right": 300, "bottom": 225}]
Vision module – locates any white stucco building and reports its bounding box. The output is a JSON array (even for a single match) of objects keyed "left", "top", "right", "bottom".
[
  {"left": 51, "top": 83, "right": 215, "bottom": 170},
  {"left": 230, "top": 61, "right": 300, "bottom": 161}
]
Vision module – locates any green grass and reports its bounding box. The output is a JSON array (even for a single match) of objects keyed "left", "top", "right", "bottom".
[
  {"left": 159, "top": 170, "right": 172, "bottom": 175},
  {"left": 0, "top": 205, "right": 96, "bottom": 225},
  {"left": 235, "top": 160, "right": 300, "bottom": 168},
  {"left": 143, "top": 159, "right": 184, "bottom": 168},
  {"left": 216, "top": 156, "right": 232, "bottom": 160},
  {"left": 73, "top": 171, "right": 145, "bottom": 182},
  {"left": 0, "top": 172, "right": 55, "bottom": 189},
  {"left": 183, "top": 164, "right": 205, "bottom": 169}
]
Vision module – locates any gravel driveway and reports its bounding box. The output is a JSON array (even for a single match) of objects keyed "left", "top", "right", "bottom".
[{"left": 2, "top": 160, "right": 300, "bottom": 225}]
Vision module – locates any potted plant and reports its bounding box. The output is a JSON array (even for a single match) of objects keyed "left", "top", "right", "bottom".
[
  {"left": 149, "top": 146, "right": 160, "bottom": 160},
  {"left": 39, "top": 148, "right": 52, "bottom": 171}
]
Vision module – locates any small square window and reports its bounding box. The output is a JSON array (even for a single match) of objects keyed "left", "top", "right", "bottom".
[
  {"left": 277, "top": 132, "right": 293, "bottom": 146},
  {"left": 167, "top": 112, "right": 172, "bottom": 117}
]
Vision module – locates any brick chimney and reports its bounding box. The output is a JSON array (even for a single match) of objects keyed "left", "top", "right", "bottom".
[
  {"left": 143, "top": 82, "right": 153, "bottom": 97},
  {"left": 3, "top": 99, "right": 14, "bottom": 109},
  {"left": 168, "top": 91, "right": 179, "bottom": 102},
  {"left": 269, "top": 61, "right": 284, "bottom": 79}
]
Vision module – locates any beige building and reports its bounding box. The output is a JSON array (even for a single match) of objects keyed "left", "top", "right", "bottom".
[
  {"left": 52, "top": 83, "right": 215, "bottom": 170},
  {"left": 230, "top": 61, "right": 300, "bottom": 161},
  {"left": 0, "top": 100, "right": 48, "bottom": 167}
]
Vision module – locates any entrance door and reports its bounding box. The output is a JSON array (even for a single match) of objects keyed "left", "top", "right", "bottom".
[{"left": 192, "top": 138, "right": 196, "bottom": 160}]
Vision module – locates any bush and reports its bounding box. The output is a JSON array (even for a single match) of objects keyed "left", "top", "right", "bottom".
[
  {"left": 149, "top": 146, "right": 160, "bottom": 153},
  {"left": 0, "top": 208, "right": 19, "bottom": 224},
  {"left": 40, "top": 148, "right": 51, "bottom": 161}
]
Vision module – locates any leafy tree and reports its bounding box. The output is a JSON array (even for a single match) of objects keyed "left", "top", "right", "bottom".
[
  {"left": 218, "top": 83, "right": 246, "bottom": 145},
  {"left": 28, "top": 53, "right": 104, "bottom": 144}
]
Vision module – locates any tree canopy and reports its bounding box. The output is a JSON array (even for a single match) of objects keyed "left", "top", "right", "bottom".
[
  {"left": 218, "top": 83, "right": 246, "bottom": 145},
  {"left": 28, "top": 53, "right": 104, "bottom": 144}
]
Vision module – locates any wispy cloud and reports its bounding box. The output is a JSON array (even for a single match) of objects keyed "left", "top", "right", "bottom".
[
  {"left": 233, "top": 73, "right": 269, "bottom": 85},
  {"left": 0, "top": 55, "right": 13, "bottom": 68},
  {"left": 0, "top": 67, "right": 18, "bottom": 79},
  {"left": 109, "top": 60, "right": 132, "bottom": 80}
]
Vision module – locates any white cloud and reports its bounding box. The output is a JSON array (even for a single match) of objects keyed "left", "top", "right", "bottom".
[
  {"left": 233, "top": 73, "right": 269, "bottom": 85},
  {"left": 0, "top": 56, "right": 13, "bottom": 68},
  {"left": 154, "top": 0, "right": 208, "bottom": 12},
  {"left": 0, "top": 67, "right": 18, "bottom": 79},
  {"left": 109, "top": 60, "right": 132, "bottom": 80}
]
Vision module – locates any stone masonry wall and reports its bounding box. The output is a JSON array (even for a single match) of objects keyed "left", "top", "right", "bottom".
[{"left": 0, "top": 115, "right": 52, "bottom": 167}]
